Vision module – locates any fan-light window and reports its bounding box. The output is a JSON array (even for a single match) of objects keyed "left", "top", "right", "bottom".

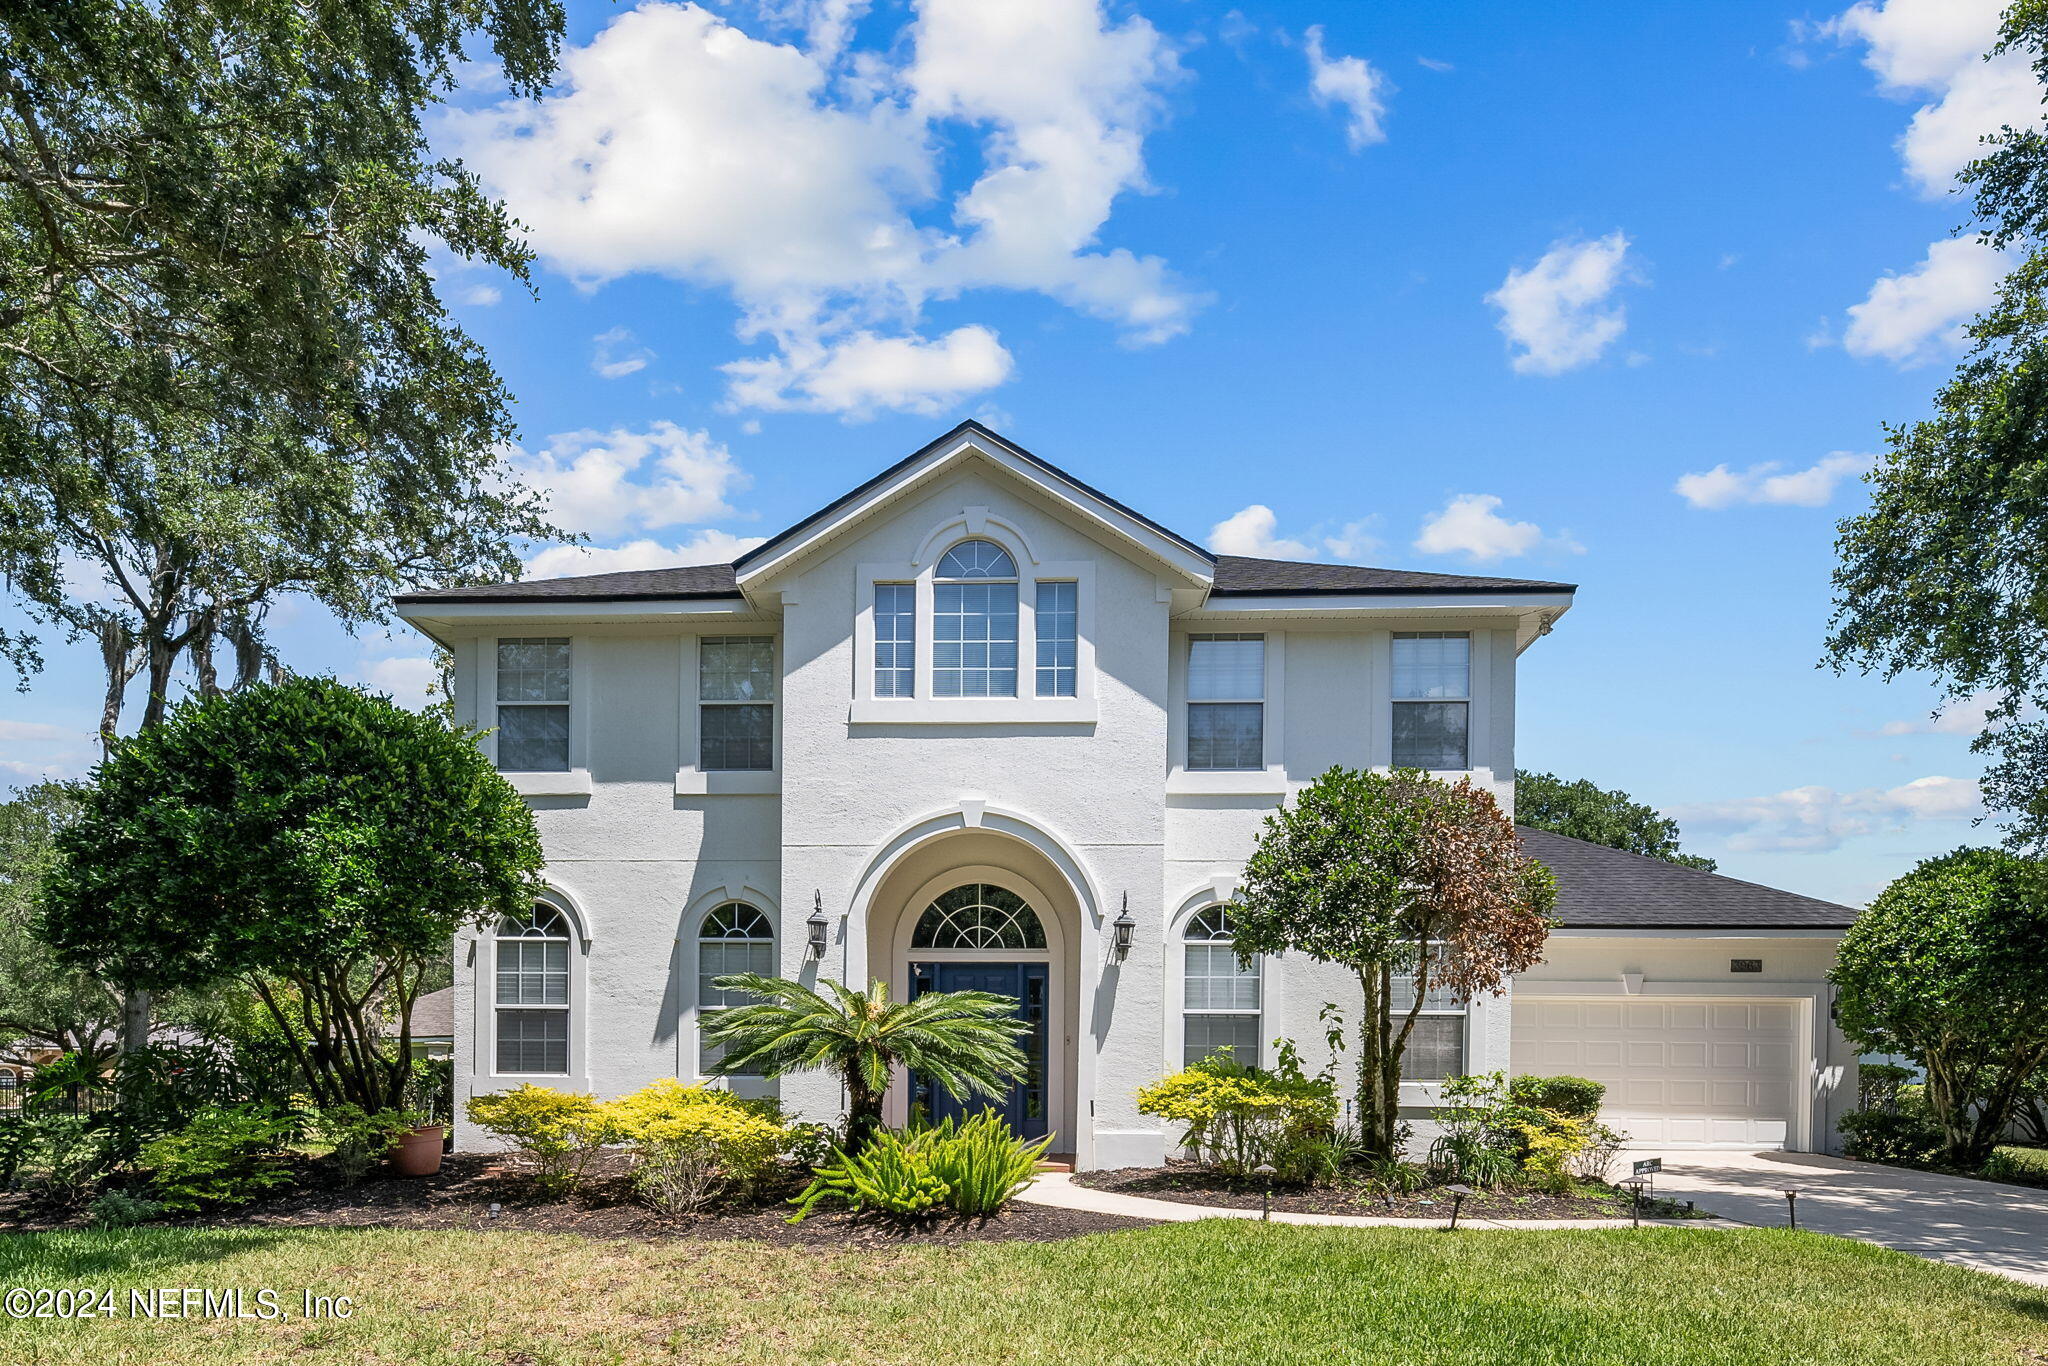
[{"left": 912, "top": 884, "right": 1046, "bottom": 951}]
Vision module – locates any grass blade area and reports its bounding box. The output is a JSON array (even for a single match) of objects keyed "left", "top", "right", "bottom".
[{"left": 0, "top": 1221, "right": 2041, "bottom": 1365}]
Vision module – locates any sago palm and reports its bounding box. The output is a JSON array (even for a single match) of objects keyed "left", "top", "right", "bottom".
[{"left": 702, "top": 975, "right": 1028, "bottom": 1150}]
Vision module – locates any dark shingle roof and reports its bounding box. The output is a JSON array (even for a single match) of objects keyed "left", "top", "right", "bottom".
[
  {"left": 393, "top": 562, "right": 738, "bottom": 605},
  {"left": 1211, "top": 556, "right": 1575, "bottom": 597},
  {"left": 1517, "top": 826, "right": 1857, "bottom": 930}
]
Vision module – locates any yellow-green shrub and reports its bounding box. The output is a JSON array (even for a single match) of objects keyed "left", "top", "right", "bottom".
[
  {"left": 465, "top": 1084, "right": 611, "bottom": 1195},
  {"left": 604, "top": 1079, "right": 785, "bottom": 1216},
  {"left": 1136, "top": 1052, "right": 1336, "bottom": 1177}
]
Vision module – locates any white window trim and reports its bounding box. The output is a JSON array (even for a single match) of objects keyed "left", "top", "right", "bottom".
[
  {"left": 480, "top": 636, "right": 592, "bottom": 797},
  {"left": 675, "top": 633, "right": 782, "bottom": 795},
  {"left": 474, "top": 888, "right": 589, "bottom": 1089},
  {"left": 849, "top": 519, "right": 1098, "bottom": 724},
  {"left": 1166, "top": 630, "right": 1286, "bottom": 793}
]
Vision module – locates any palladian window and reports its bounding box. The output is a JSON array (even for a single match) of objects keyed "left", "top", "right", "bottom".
[
  {"left": 698, "top": 903, "right": 774, "bottom": 1074},
  {"left": 1183, "top": 906, "right": 1261, "bottom": 1066}
]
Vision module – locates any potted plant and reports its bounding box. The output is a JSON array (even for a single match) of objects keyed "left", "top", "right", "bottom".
[{"left": 389, "top": 1115, "right": 445, "bottom": 1177}]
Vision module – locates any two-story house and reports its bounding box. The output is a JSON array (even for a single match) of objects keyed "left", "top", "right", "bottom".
[{"left": 395, "top": 421, "right": 1861, "bottom": 1167}]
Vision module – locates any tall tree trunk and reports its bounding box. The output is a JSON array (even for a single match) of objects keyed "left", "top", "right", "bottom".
[{"left": 120, "top": 987, "right": 151, "bottom": 1057}]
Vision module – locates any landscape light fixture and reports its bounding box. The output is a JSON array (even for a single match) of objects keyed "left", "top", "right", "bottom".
[
  {"left": 1783, "top": 1188, "right": 1799, "bottom": 1231},
  {"left": 807, "top": 891, "right": 829, "bottom": 959},
  {"left": 1444, "top": 1182, "right": 1473, "bottom": 1231},
  {"left": 1112, "top": 894, "right": 1136, "bottom": 959},
  {"left": 1621, "top": 1178, "right": 1648, "bottom": 1228},
  {"left": 1255, "top": 1161, "right": 1277, "bottom": 1222}
]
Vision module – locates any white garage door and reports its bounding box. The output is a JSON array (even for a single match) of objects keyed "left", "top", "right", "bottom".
[{"left": 1510, "top": 998, "right": 1803, "bottom": 1150}]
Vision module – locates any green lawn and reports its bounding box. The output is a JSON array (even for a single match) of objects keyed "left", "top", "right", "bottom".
[{"left": 0, "top": 1221, "right": 2041, "bottom": 1365}]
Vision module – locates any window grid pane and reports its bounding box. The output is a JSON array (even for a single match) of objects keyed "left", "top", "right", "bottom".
[
  {"left": 496, "top": 1009, "right": 568, "bottom": 1074},
  {"left": 699, "top": 636, "right": 775, "bottom": 702},
  {"left": 933, "top": 581, "right": 1018, "bottom": 697},
  {"left": 1188, "top": 702, "right": 1264, "bottom": 770},
  {"left": 700, "top": 703, "right": 773, "bottom": 771},
  {"left": 496, "top": 705, "right": 570, "bottom": 772},
  {"left": 1184, "top": 944, "right": 1260, "bottom": 1011},
  {"left": 496, "top": 638, "right": 570, "bottom": 702},
  {"left": 874, "top": 584, "right": 916, "bottom": 697},
  {"left": 1035, "top": 581, "right": 1077, "bottom": 697},
  {"left": 1391, "top": 632, "right": 1470, "bottom": 700},
  {"left": 1392, "top": 700, "right": 1469, "bottom": 770},
  {"left": 1188, "top": 634, "right": 1264, "bottom": 701},
  {"left": 1398, "top": 1015, "right": 1465, "bottom": 1081},
  {"left": 1184, "top": 1014, "right": 1260, "bottom": 1068},
  {"left": 495, "top": 938, "right": 568, "bottom": 1005}
]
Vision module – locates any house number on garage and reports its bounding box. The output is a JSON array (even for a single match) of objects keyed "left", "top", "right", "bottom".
[{"left": 1730, "top": 958, "right": 1763, "bottom": 973}]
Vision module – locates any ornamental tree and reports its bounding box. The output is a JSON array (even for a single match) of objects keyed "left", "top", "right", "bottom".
[
  {"left": 38, "top": 676, "right": 545, "bottom": 1110},
  {"left": 1831, "top": 847, "right": 2048, "bottom": 1169},
  {"left": 1228, "top": 767, "right": 1557, "bottom": 1161}
]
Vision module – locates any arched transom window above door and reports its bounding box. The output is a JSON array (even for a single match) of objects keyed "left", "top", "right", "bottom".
[{"left": 912, "top": 884, "right": 1047, "bottom": 951}]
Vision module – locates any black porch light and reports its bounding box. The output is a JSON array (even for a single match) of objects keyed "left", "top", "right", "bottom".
[
  {"left": 806, "top": 891, "right": 829, "bottom": 959},
  {"left": 1112, "top": 893, "right": 1136, "bottom": 959}
]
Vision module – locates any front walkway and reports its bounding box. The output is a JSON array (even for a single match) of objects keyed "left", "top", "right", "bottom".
[
  {"left": 1020, "top": 1171, "right": 1679, "bottom": 1230},
  {"left": 1647, "top": 1149, "right": 2048, "bottom": 1286}
]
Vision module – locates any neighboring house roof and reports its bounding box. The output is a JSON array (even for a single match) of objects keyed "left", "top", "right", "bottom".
[
  {"left": 1517, "top": 826, "right": 1858, "bottom": 930},
  {"left": 409, "top": 985, "right": 456, "bottom": 1041},
  {"left": 392, "top": 421, "right": 1577, "bottom": 606}
]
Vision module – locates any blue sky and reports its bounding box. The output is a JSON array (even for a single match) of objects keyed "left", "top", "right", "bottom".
[{"left": 0, "top": 0, "right": 2023, "bottom": 906}]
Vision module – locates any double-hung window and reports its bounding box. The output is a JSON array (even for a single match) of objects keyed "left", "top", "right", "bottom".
[
  {"left": 1186, "top": 633, "right": 1265, "bottom": 770},
  {"left": 699, "top": 636, "right": 775, "bottom": 771},
  {"left": 496, "top": 904, "right": 571, "bottom": 1074},
  {"left": 1183, "top": 907, "right": 1261, "bottom": 1066},
  {"left": 1035, "top": 581, "right": 1077, "bottom": 697},
  {"left": 873, "top": 584, "right": 916, "bottom": 697},
  {"left": 932, "top": 540, "right": 1018, "bottom": 697},
  {"left": 1392, "top": 631, "right": 1470, "bottom": 770},
  {"left": 1391, "top": 944, "right": 1465, "bottom": 1081},
  {"left": 496, "top": 638, "right": 571, "bottom": 771}
]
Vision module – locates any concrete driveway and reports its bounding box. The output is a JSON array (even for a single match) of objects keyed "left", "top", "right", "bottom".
[{"left": 1649, "top": 1149, "right": 2048, "bottom": 1285}]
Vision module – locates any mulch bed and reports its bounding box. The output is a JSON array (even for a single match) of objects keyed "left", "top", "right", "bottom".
[
  {"left": 0, "top": 1152, "right": 1153, "bottom": 1247},
  {"left": 1072, "top": 1161, "right": 1703, "bottom": 1221}
]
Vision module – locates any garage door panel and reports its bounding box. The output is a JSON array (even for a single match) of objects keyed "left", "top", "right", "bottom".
[{"left": 1512, "top": 996, "right": 1802, "bottom": 1151}]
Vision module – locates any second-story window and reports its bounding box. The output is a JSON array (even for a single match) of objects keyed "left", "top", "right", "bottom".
[
  {"left": 496, "top": 638, "right": 570, "bottom": 772},
  {"left": 1392, "top": 632, "right": 1470, "bottom": 770},
  {"left": 699, "top": 636, "right": 775, "bottom": 771},
  {"left": 874, "top": 584, "right": 916, "bottom": 697},
  {"left": 1035, "top": 581, "right": 1077, "bottom": 697},
  {"left": 933, "top": 539, "right": 1017, "bottom": 697},
  {"left": 1187, "top": 633, "right": 1264, "bottom": 770}
]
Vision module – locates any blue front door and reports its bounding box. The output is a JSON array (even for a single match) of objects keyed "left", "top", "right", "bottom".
[{"left": 909, "top": 961, "right": 1050, "bottom": 1140}]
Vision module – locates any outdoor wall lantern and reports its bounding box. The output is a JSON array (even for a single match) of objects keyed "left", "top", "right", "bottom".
[
  {"left": 807, "top": 891, "right": 830, "bottom": 959},
  {"left": 1112, "top": 894, "right": 1136, "bottom": 959}
]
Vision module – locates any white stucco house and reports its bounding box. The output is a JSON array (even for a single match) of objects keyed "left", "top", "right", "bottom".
[{"left": 394, "top": 421, "right": 1861, "bottom": 1168}]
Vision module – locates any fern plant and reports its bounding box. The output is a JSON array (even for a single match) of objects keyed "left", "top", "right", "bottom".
[
  {"left": 701, "top": 975, "right": 1027, "bottom": 1150},
  {"left": 788, "top": 1129, "right": 950, "bottom": 1221},
  {"left": 918, "top": 1113, "right": 1051, "bottom": 1217}
]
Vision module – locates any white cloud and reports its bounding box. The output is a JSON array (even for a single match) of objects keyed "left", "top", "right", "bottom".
[
  {"left": 524, "top": 530, "right": 768, "bottom": 580},
  {"left": 446, "top": 0, "right": 1194, "bottom": 416},
  {"left": 1208, "top": 506, "right": 1384, "bottom": 562},
  {"left": 1825, "top": 0, "right": 2037, "bottom": 195},
  {"left": 0, "top": 721, "right": 70, "bottom": 742},
  {"left": 1413, "top": 494, "right": 1582, "bottom": 563},
  {"left": 361, "top": 656, "right": 442, "bottom": 710},
  {"left": 1669, "top": 774, "right": 1980, "bottom": 852},
  {"left": 1209, "top": 505, "right": 1314, "bottom": 559},
  {"left": 1875, "top": 691, "right": 2008, "bottom": 736},
  {"left": 509, "top": 422, "right": 747, "bottom": 540},
  {"left": 1485, "top": 233, "right": 1635, "bottom": 376},
  {"left": 723, "top": 324, "right": 1012, "bottom": 418},
  {"left": 1842, "top": 236, "right": 2005, "bottom": 365},
  {"left": 1304, "top": 26, "right": 1389, "bottom": 150},
  {"left": 1674, "top": 453, "right": 1874, "bottom": 509},
  {"left": 591, "top": 327, "right": 655, "bottom": 379},
  {"left": 1416, "top": 56, "right": 1454, "bottom": 74},
  {"left": 456, "top": 283, "right": 503, "bottom": 306}
]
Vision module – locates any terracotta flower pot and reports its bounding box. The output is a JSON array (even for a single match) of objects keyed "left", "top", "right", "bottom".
[{"left": 389, "top": 1124, "right": 446, "bottom": 1177}]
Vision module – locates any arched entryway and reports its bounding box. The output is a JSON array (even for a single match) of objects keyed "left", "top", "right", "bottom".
[{"left": 859, "top": 829, "right": 1082, "bottom": 1154}]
